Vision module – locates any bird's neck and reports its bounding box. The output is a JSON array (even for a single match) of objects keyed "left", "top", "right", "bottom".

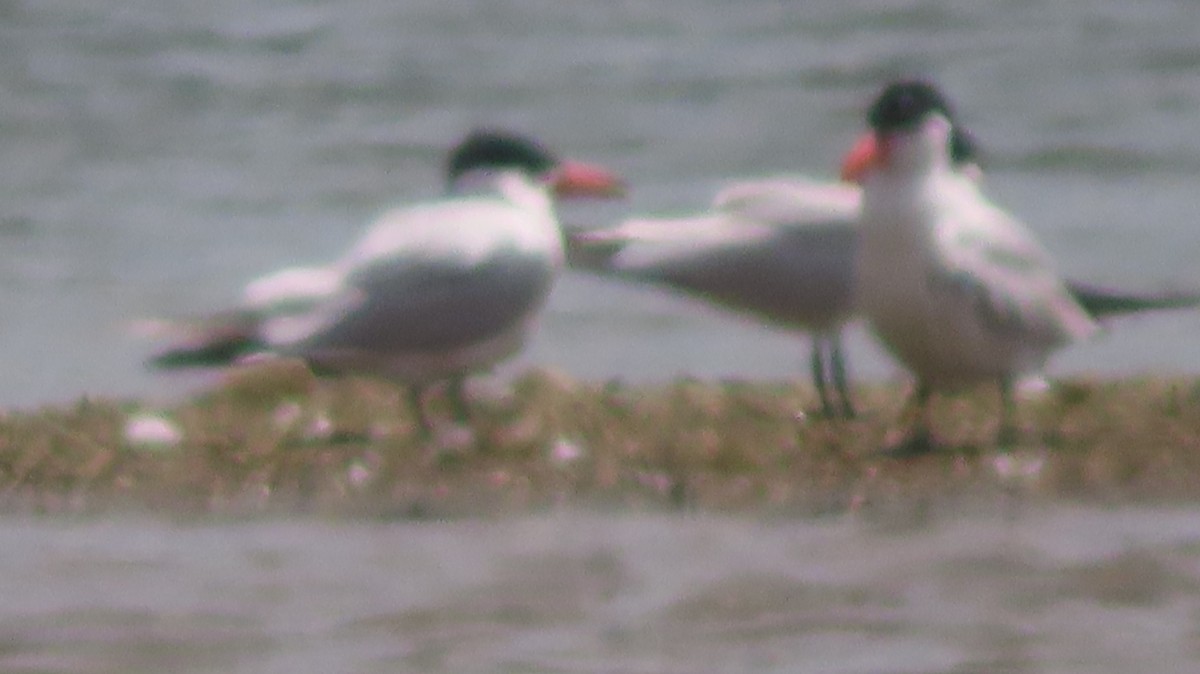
[
  {"left": 493, "top": 171, "right": 556, "bottom": 216},
  {"left": 860, "top": 166, "right": 944, "bottom": 258},
  {"left": 450, "top": 169, "right": 555, "bottom": 217}
]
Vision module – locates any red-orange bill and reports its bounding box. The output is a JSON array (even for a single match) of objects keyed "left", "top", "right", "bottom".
[
  {"left": 839, "top": 132, "right": 885, "bottom": 184},
  {"left": 551, "top": 160, "right": 626, "bottom": 198}
]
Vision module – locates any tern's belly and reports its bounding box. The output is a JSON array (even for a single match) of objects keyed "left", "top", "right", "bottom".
[{"left": 862, "top": 268, "right": 1042, "bottom": 387}]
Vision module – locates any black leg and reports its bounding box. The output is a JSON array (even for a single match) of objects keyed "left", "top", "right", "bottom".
[
  {"left": 997, "top": 377, "right": 1018, "bottom": 448},
  {"left": 446, "top": 376, "right": 472, "bottom": 425},
  {"left": 829, "top": 335, "right": 856, "bottom": 419},
  {"left": 406, "top": 385, "right": 434, "bottom": 438},
  {"left": 884, "top": 383, "right": 936, "bottom": 457},
  {"left": 810, "top": 338, "right": 836, "bottom": 418}
]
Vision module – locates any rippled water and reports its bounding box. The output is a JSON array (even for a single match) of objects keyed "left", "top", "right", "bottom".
[
  {"left": 1, "top": 505, "right": 1198, "bottom": 673},
  {"left": 1, "top": 0, "right": 1199, "bottom": 407}
]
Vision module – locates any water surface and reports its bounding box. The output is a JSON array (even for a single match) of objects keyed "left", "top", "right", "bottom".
[
  {"left": 0, "top": 0, "right": 1198, "bottom": 407},
  {"left": 3, "top": 505, "right": 1200, "bottom": 673}
]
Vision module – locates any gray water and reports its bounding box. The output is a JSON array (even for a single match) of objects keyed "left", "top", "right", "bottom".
[
  {"left": 4, "top": 3, "right": 1200, "bottom": 670},
  {"left": 1, "top": 0, "right": 1199, "bottom": 408},
  {"left": 3, "top": 505, "right": 1200, "bottom": 673}
]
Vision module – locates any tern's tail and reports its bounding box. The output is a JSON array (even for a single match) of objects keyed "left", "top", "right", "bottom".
[
  {"left": 563, "top": 228, "right": 626, "bottom": 272},
  {"left": 1067, "top": 281, "right": 1200, "bottom": 319},
  {"left": 145, "top": 311, "right": 267, "bottom": 369}
]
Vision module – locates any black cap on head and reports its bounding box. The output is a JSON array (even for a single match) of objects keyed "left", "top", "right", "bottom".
[
  {"left": 446, "top": 130, "right": 558, "bottom": 183},
  {"left": 867, "top": 80, "right": 955, "bottom": 133}
]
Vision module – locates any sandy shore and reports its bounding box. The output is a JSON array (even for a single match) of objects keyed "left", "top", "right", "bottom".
[{"left": 3, "top": 362, "right": 1199, "bottom": 517}]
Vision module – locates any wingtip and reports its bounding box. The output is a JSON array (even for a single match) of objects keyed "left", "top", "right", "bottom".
[
  {"left": 1067, "top": 281, "right": 1200, "bottom": 319},
  {"left": 143, "top": 313, "right": 267, "bottom": 371},
  {"left": 147, "top": 337, "right": 266, "bottom": 370},
  {"left": 563, "top": 228, "right": 626, "bottom": 271}
]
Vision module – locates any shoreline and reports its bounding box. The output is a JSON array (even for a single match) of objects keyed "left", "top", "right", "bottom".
[{"left": 3, "top": 364, "right": 1200, "bottom": 518}]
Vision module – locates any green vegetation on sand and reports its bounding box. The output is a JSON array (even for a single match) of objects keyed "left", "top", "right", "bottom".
[{"left": 2, "top": 363, "right": 1199, "bottom": 517}]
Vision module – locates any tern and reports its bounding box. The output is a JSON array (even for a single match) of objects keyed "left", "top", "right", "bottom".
[
  {"left": 845, "top": 79, "right": 1100, "bottom": 453},
  {"left": 569, "top": 139, "right": 1194, "bottom": 420},
  {"left": 151, "top": 130, "right": 624, "bottom": 431}
]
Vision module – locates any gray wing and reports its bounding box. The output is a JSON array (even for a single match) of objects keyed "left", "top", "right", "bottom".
[
  {"left": 279, "top": 248, "right": 556, "bottom": 355},
  {"left": 934, "top": 199, "right": 1098, "bottom": 344},
  {"left": 711, "top": 176, "right": 861, "bottom": 225},
  {"left": 568, "top": 177, "right": 861, "bottom": 329},
  {"left": 610, "top": 220, "right": 857, "bottom": 329}
]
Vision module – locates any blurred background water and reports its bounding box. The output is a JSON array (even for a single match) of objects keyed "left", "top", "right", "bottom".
[{"left": 1, "top": 0, "right": 1199, "bottom": 408}]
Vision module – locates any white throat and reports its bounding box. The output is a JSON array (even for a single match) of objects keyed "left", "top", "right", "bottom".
[
  {"left": 884, "top": 113, "right": 955, "bottom": 179},
  {"left": 450, "top": 168, "right": 554, "bottom": 215}
]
